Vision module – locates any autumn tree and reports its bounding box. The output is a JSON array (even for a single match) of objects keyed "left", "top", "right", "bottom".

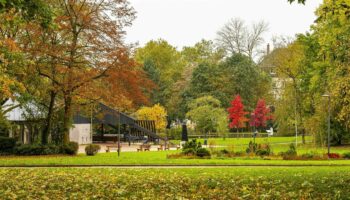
[
  {"left": 0, "top": 0, "right": 52, "bottom": 137},
  {"left": 250, "top": 99, "right": 271, "bottom": 131},
  {"left": 227, "top": 95, "right": 248, "bottom": 132},
  {"left": 21, "top": 0, "right": 138, "bottom": 144},
  {"left": 136, "top": 104, "right": 167, "bottom": 133}
]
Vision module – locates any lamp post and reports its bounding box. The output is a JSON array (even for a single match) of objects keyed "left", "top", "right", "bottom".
[
  {"left": 294, "top": 88, "right": 298, "bottom": 148},
  {"left": 117, "top": 111, "right": 121, "bottom": 157},
  {"left": 251, "top": 113, "right": 257, "bottom": 143},
  {"left": 322, "top": 94, "right": 331, "bottom": 155}
]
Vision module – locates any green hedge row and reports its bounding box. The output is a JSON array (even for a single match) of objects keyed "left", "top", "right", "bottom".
[{"left": 0, "top": 137, "right": 79, "bottom": 155}]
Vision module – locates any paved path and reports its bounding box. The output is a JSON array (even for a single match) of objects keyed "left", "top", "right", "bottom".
[{"left": 78, "top": 141, "right": 312, "bottom": 153}]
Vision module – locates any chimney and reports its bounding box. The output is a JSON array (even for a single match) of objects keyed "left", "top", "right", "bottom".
[{"left": 267, "top": 43, "right": 270, "bottom": 55}]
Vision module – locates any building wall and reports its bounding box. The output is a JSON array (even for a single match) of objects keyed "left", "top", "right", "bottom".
[{"left": 69, "top": 124, "right": 92, "bottom": 144}]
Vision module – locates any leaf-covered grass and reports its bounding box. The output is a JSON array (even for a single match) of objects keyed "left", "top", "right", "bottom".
[
  {"left": 1, "top": 149, "right": 350, "bottom": 166},
  {"left": 0, "top": 167, "right": 349, "bottom": 199}
]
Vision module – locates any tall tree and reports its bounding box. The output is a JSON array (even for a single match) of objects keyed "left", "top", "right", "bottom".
[
  {"left": 250, "top": 99, "right": 271, "bottom": 130},
  {"left": 186, "top": 96, "right": 227, "bottom": 136},
  {"left": 0, "top": 0, "right": 52, "bottom": 137},
  {"left": 227, "top": 95, "right": 248, "bottom": 132},
  {"left": 216, "top": 18, "right": 268, "bottom": 59},
  {"left": 22, "top": 0, "right": 137, "bottom": 144},
  {"left": 135, "top": 39, "right": 185, "bottom": 109}
]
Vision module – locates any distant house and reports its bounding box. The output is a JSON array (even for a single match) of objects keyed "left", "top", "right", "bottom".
[{"left": 3, "top": 100, "right": 161, "bottom": 145}]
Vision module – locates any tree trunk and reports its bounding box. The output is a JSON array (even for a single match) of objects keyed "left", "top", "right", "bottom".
[
  {"left": 42, "top": 90, "right": 56, "bottom": 144},
  {"left": 62, "top": 95, "right": 72, "bottom": 144}
]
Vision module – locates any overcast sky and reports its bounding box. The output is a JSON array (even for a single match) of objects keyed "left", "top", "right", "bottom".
[{"left": 125, "top": 0, "right": 323, "bottom": 49}]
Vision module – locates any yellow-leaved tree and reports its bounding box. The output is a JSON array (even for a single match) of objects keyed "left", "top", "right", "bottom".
[{"left": 136, "top": 104, "right": 167, "bottom": 133}]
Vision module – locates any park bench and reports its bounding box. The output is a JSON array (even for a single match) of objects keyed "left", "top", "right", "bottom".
[
  {"left": 105, "top": 145, "right": 120, "bottom": 153},
  {"left": 157, "top": 144, "right": 165, "bottom": 151},
  {"left": 163, "top": 143, "right": 181, "bottom": 150},
  {"left": 137, "top": 144, "right": 151, "bottom": 151}
]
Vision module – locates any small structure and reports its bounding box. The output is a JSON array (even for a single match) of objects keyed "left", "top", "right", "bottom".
[
  {"left": 3, "top": 100, "right": 163, "bottom": 145},
  {"left": 3, "top": 99, "right": 43, "bottom": 144}
]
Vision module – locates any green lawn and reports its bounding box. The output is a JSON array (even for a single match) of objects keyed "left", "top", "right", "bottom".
[
  {"left": 0, "top": 136, "right": 349, "bottom": 166},
  {"left": 171, "top": 135, "right": 312, "bottom": 146},
  {"left": 1, "top": 148, "right": 350, "bottom": 166},
  {"left": 0, "top": 167, "right": 349, "bottom": 199}
]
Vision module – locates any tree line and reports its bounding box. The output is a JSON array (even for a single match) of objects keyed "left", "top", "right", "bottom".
[{"left": 1, "top": 0, "right": 347, "bottom": 147}]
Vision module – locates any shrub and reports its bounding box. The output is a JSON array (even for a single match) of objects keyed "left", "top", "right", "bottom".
[
  {"left": 14, "top": 144, "right": 60, "bottom": 155},
  {"left": 182, "top": 139, "right": 201, "bottom": 155},
  {"left": 14, "top": 142, "right": 78, "bottom": 156},
  {"left": 61, "top": 142, "right": 79, "bottom": 155},
  {"left": 0, "top": 136, "right": 16, "bottom": 153},
  {"left": 245, "top": 142, "right": 271, "bottom": 157},
  {"left": 301, "top": 153, "right": 320, "bottom": 160},
  {"left": 181, "top": 139, "right": 211, "bottom": 158},
  {"left": 327, "top": 153, "right": 341, "bottom": 159},
  {"left": 280, "top": 143, "right": 297, "bottom": 160},
  {"left": 343, "top": 152, "right": 350, "bottom": 159},
  {"left": 234, "top": 151, "right": 246, "bottom": 157},
  {"left": 256, "top": 149, "right": 270, "bottom": 157},
  {"left": 85, "top": 144, "right": 101, "bottom": 156},
  {"left": 246, "top": 141, "right": 257, "bottom": 154},
  {"left": 196, "top": 148, "right": 211, "bottom": 158},
  {"left": 220, "top": 149, "right": 229, "bottom": 155}
]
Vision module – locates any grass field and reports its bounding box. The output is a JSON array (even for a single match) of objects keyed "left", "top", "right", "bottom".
[
  {"left": 0, "top": 136, "right": 349, "bottom": 166},
  {"left": 1, "top": 149, "right": 350, "bottom": 166},
  {"left": 171, "top": 136, "right": 313, "bottom": 146},
  {"left": 1, "top": 167, "right": 349, "bottom": 199}
]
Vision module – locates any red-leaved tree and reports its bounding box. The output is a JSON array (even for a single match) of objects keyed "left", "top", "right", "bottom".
[
  {"left": 250, "top": 99, "right": 272, "bottom": 130},
  {"left": 227, "top": 95, "right": 249, "bottom": 132}
]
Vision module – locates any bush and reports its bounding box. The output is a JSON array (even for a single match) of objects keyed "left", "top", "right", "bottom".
[
  {"left": 280, "top": 143, "right": 297, "bottom": 160},
  {"left": 256, "top": 149, "right": 270, "bottom": 157},
  {"left": 234, "top": 151, "right": 246, "bottom": 157},
  {"left": 327, "top": 153, "right": 341, "bottom": 159},
  {"left": 245, "top": 142, "right": 271, "bottom": 157},
  {"left": 0, "top": 136, "right": 16, "bottom": 153},
  {"left": 343, "top": 152, "right": 350, "bottom": 159},
  {"left": 85, "top": 144, "right": 101, "bottom": 156},
  {"left": 14, "top": 142, "right": 79, "bottom": 156},
  {"left": 246, "top": 141, "right": 257, "bottom": 154},
  {"left": 182, "top": 139, "right": 201, "bottom": 155},
  {"left": 220, "top": 149, "right": 230, "bottom": 155},
  {"left": 298, "top": 152, "right": 325, "bottom": 160},
  {"left": 301, "top": 153, "right": 314, "bottom": 159},
  {"left": 181, "top": 139, "right": 211, "bottom": 158},
  {"left": 196, "top": 148, "right": 211, "bottom": 158},
  {"left": 14, "top": 144, "right": 60, "bottom": 155},
  {"left": 61, "top": 142, "right": 79, "bottom": 155}
]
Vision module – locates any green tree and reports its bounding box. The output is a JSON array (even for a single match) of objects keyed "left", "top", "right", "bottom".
[
  {"left": 186, "top": 96, "right": 228, "bottom": 137},
  {"left": 135, "top": 39, "right": 185, "bottom": 110}
]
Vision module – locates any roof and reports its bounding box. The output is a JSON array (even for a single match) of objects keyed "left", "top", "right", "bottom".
[{"left": 73, "top": 103, "right": 135, "bottom": 125}]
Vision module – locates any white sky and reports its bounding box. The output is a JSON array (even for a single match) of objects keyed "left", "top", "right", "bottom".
[{"left": 125, "top": 0, "right": 323, "bottom": 49}]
